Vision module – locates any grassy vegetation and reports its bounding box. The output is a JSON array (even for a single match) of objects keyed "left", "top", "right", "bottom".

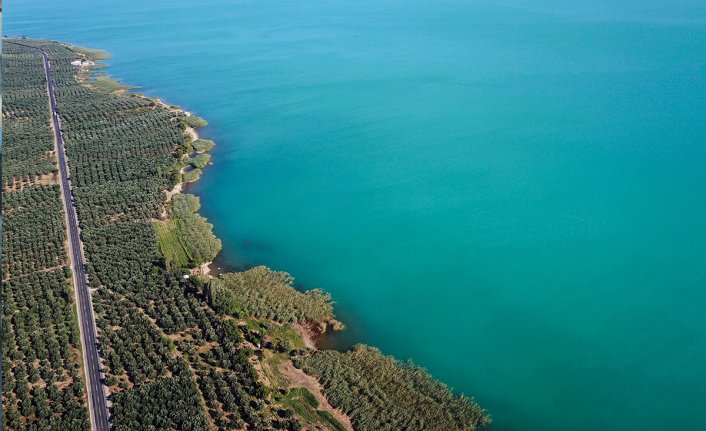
[
  {"left": 317, "top": 411, "right": 349, "bottom": 431},
  {"left": 70, "top": 45, "right": 111, "bottom": 60},
  {"left": 182, "top": 168, "right": 202, "bottom": 183},
  {"left": 90, "top": 74, "right": 134, "bottom": 93},
  {"left": 156, "top": 194, "right": 221, "bottom": 268},
  {"left": 271, "top": 385, "right": 347, "bottom": 431},
  {"left": 291, "top": 388, "right": 318, "bottom": 408},
  {"left": 208, "top": 266, "right": 335, "bottom": 324},
  {"left": 187, "top": 154, "right": 211, "bottom": 169},
  {"left": 271, "top": 381, "right": 349, "bottom": 431},
  {"left": 280, "top": 388, "right": 319, "bottom": 420},
  {"left": 154, "top": 219, "right": 190, "bottom": 268},
  {"left": 264, "top": 322, "right": 307, "bottom": 350},
  {"left": 192, "top": 139, "right": 215, "bottom": 153},
  {"left": 242, "top": 320, "right": 307, "bottom": 386}
]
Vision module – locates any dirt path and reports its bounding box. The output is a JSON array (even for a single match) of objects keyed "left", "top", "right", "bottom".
[{"left": 279, "top": 360, "right": 354, "bottom": 431}]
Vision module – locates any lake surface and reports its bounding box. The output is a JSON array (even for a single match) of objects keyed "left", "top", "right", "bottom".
[{"left": 7, "top": 1, "right": 706, "bottom": 429}]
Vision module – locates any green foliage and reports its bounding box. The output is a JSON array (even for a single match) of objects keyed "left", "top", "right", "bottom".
[
  {"left": 278, "top": 387, "right": 348, "bottom": 431},
  {"left": 265, "top": 323, "right": 306, "bottom": 350},
  {"left": 1, "top": 185, "right": 68, "bottom": 276},
  {"left": 187, "top": 153, "right": 211, "bottom": 169},
  {"left": 209, "top": 282, "right": 245, "bottom": 317},
  {"left": 154, "top": 219, "right": 190, "bottom": 268},
  {"left": 289, "top": 387, "right": 319, "bottom": 408},
  {"left": 183, "top": 115, "right": 208, "bottom": 129},
  {"left": 316, "top": 411, "right": 349, "bottom": 431},
  {"left": 70, "top": 45, "right": 111, "bottom": 60},
  {"left": 3, "top": 38, "right": 285, "bottom": 429},
  {"left": 90, "top": 74, "right": 133, "bottom": 93},
  {"left": 191, "top": 139, "right": 215, "bottom": 153},
  {"left": 111, "top": 363, "right": 210, "bottom": 431},
  {"left": 172, "top": 193, "right": 201, "bottom": 216},
  {"left": 156, "top": 194, "right": 221, "bottom": 268},
  {"left": 2, "top": 40, "right": 90, "bottom": 431},
  {"left": 155, "top": 211, "right": 219, "bottom": 267},
  {"left": 3, "top": 37, "right": 490, "bottom": 431},
  {"left": 183, "top": 168, "right": 202, "bottom": 183},
  {"left": 296, "top": 345, "right": 491, "bottom": 431},
  {"left": 208, "top": 266, "right": 335, "bottom": 324},
  {"left": 2, "top": 44, "right": 56, "bottom": 184},
  {"left": 279, "top": 388, "right": 319, "bottom": 423}
]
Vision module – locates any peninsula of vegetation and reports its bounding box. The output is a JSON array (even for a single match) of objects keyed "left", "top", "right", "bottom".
[{"left": 2, "top": 37, "right": 490, "bottom": 431}]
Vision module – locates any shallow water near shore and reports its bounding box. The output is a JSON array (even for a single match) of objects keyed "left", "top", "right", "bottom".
[{"left": 7, "top": 0, "right": 706, "bottom": 429}]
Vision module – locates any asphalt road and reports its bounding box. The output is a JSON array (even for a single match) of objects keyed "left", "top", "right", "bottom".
[{"left": 5, "top": 40, "right": 112, "bottom": 431}]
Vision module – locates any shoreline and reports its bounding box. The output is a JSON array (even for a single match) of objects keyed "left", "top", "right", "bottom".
[
  {"left": 76, "top": 43, "right": 486, "bottom": 422},
  {"left": 72, "top": 43, "right": 345, "bottom": 348},
  {"left": 4, "top": 36, "right": 490, "bottom": 431},
  {"left": 156, "top": 101, "right": 216, "bottom": 279},
  {"left": 150, "top": 91, "right": 339, "bottom": 345}
]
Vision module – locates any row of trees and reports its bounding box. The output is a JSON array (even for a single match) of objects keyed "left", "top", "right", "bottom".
[
  {"left": 32, "top": 39, "right": 289, "bottom": 429},
  {"left": 295, "top": 345, "right": 491, "bottom": 431},
  {"left": 94, "top": 289, "right": 176, "bottom": 386},
  {"left": 2, "top": 40, "right": 90, "bottom": 431},
  {"left": 35, "top": 42, "right": 213, "bottom": 424},
  {"left": 110, "top": 362, "right": 210, "bottom": 431},
  {"left": 208, "top": 266, "right": 335, "bottom": 324},
  {"left": 158, "top": 193, "right": 222, "bottom": 268},
  {"left": 7, "top": 38, "right": 492, "bottom": 431},
  {"left": 1, "top": 45, "right": 57, "bottom": 185},
  {"left": 2, "top": 186, "right": 68, "bottom": 277}
]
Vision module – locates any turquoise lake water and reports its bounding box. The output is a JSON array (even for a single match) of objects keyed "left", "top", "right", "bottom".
[{"left": 7, "top": 1, "right": 706, "bottom": 429}]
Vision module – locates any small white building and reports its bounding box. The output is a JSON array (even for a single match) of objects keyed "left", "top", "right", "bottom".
[{"left": 71, "top": 59, "right": 95, "bottom": 67}]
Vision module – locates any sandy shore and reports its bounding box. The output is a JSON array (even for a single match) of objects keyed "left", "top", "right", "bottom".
[
  {"left": 189, "top": 261, "right": 212, "bottom": 277},
  {"left": 153, "top": 97, "right": 200, "bottom": 141},
  {"left": 293, "top": 323, "right": 319, "bottom": 349},
  {"left": 293, "top": 320, "right": 345, "bottom": 350}
]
